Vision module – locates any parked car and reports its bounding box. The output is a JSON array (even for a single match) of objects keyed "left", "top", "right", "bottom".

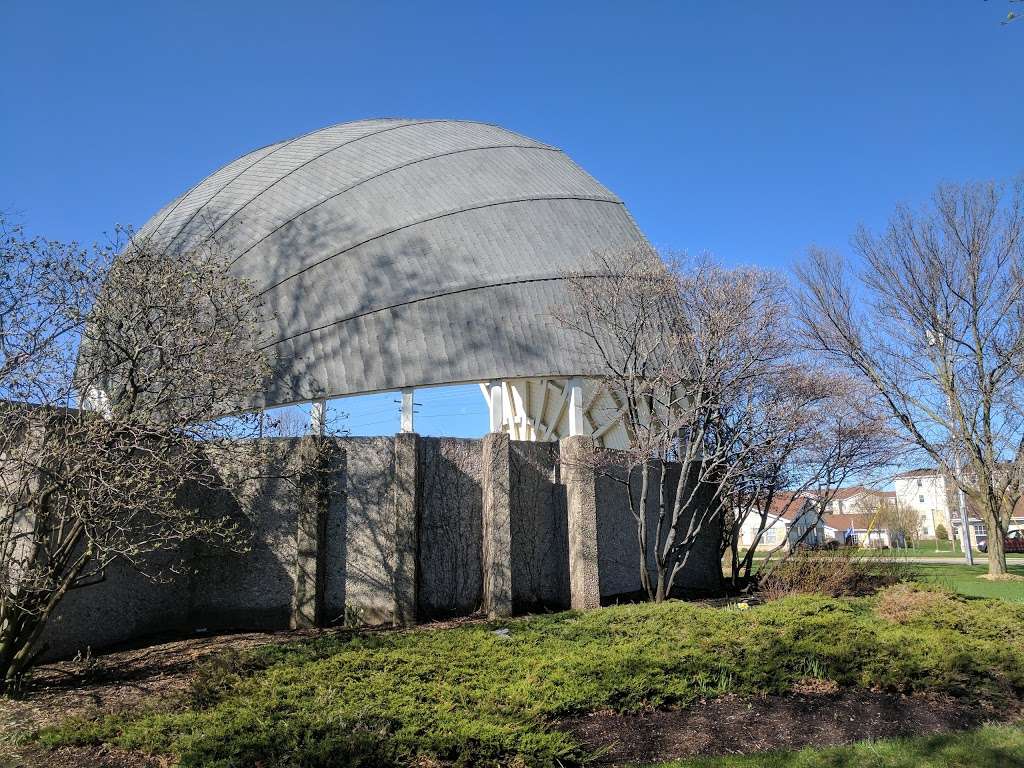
[{"left": 978, "top": 530, "right": 1024, "bottom": 554}]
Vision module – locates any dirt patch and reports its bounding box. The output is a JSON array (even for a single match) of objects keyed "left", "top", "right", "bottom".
[
  {"left": 563, "top": 690, "right": 1022, "bottom": 766},
  {"left": 1, "top": 743, "right": 165, "bottom": 768},
  {"left": 875, "top": 583, "right": 956, "bottom": 623},
  {"left": 0, "top": 627, "right": 327, "bottom": 736}
]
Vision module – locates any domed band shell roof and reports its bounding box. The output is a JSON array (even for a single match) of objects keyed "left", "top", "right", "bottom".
[{"left": 135, "top": 118, "right": 647, "bottom": 407}]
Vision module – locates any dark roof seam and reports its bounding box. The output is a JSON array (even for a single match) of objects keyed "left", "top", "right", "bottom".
[
  {"left": 197, "top": 119, "right": 488, "bottom": 255},
  {"left": 256, "top": 195, "right": 624, "bottom": 296},
  {"left": 261, "top": 274, "right": 598, "bottom": 349},
  {"left": 144, "top": 120, "right": 380, "bottom": 244},
  {"left": 163, "top": 119, "right": 433, "bottom": 252},
  {"left": 227, "top": 143, "right": 565, "bottom": 268}
]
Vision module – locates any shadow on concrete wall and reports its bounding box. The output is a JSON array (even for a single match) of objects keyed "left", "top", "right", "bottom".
[
  {"left": 510, "top": 441, "right": 569, "bottom": 612},
  {"left": 323, "top": 436, "right": 397, "bottom": 626},
  {"left": 188, "top": 439, "right": 301, "bottom": 630},
  {"left": 596, "top": 459, "right": 723, "bottom": 602},
  {"left": 418, "top": 437, "right": 484, "bottom": 619}
]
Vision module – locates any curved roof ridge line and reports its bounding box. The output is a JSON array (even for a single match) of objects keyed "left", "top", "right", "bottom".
[
  {"left": 163, "top": 119, "right": 434, "bottom": 252},
  {"left": 196, "top": 120, "right": 490, "bottom": 254},
  {"left": 142, "top": 118, "right": 558, "bottom": 249},
  {"left": 227, "top": 143, "right": 565, "bottom": 268},
  {"left": 139, "top": 142, "right": 283, "bottom": 244},
  {"left": 143, "top": 119, "right": 385, "bottom": 242},
  {"left": 256, "top": 195, "right": 624, "bottom": 296},
  {"left": 262, "top": 274, "right": 600, "bottom": 349}
]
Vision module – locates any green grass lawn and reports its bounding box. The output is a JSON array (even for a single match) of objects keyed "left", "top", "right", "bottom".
[
  {"left": 912, "top": 563, "right": 1024, "bottom": 602},
  {"left": 861, "top": 540, "right": 964, "bottom": 557},
  {"left": 652, "top": 725, "right": 1024, "bottom": 768},
  {"left": 35, "top": 587, "right": 1024, "bottom": 768}
]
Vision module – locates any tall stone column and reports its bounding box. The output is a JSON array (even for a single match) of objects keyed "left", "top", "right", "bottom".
[
  {"left": 560, "top": 435, "right": 601, "bottom": 610},
  {"left": 392, "top": 432, "right": 420, "bottom": 626},
  {"left": 481, "top": 432, "right": 513, "bottom": 617},
  {"left": 291, "top": 437, "right": 332, "bottom": 629}
]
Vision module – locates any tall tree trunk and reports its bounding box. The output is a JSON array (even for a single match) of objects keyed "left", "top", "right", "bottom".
[
  {"left": 654, "top": 569, "right": 667, "bottom": 603},
  {"left": 985, "top": 515, "right": 1008, "bottom": 576},
  {"left": 637, "top": 462, "right": 652, "bottom": 599}
]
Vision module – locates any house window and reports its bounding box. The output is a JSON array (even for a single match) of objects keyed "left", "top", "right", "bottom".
[
  {"left": 917, "top": 479, "right": 923, "bottom": 487},
  {"left": 973, "top": 523, "right": 986, "bottom": 539},
  {"left": 762, "top": 527, "right": 778, "bottom": 545},
  {"left": 919, "top": 494, "right": 925, "bottom": 503}
]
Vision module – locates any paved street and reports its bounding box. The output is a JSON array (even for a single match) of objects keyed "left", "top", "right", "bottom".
[{"left": 876, "top": 556, "right": 1024, "bottom": 565}]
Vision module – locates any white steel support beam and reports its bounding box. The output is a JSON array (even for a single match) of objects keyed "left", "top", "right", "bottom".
[
  {"left": 310, "top": 399, "right": 327, "bottom": 436},
  {"left": 542, "top": 381, "right": 572, "bottom": 441},
  {"left": 479, "top": 377, "right": 628, "bottom": 447},
  {"left": 488, "top": 380, "right": 504, "bottom": 433},
  {"left": 568, "top": 377, "right": 585, "bottom": 437},
  {"left": 400, "top": 387, "right": 415, "bottom": 433}
]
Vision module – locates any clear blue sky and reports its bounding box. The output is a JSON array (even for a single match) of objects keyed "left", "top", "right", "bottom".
[{"left": 2, "top": 1, "right": 1021, "bottom": 436}]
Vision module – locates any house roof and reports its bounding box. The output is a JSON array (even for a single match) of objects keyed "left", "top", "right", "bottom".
[
  {"left": 896, "top": 468, "right": 941, "bottom": 479},
  {"left": 123, "top": 118, "right": 647, "bottom": 408},
  {"left": 767, "top": 492, "right": 813, "bottom": 521},
  {"left": 830, "top": 486, "right": 870, "bottom": 501},
  {"left": 823, "top": 513, "right": 878, "bottom": 532}
]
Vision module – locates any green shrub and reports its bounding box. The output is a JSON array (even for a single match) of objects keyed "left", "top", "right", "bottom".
[
  {"left": 757, "top": 549, "right": 912, "bottom": 600},
  {"left": 36, "top": 594, "right": 1024, "bottom": 768}
]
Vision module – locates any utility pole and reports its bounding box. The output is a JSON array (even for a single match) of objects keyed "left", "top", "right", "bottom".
[{"left": 951, "top": 457, "right": 975, "bottom": 566}]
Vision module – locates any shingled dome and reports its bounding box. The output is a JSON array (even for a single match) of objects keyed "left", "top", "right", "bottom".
[{"left": 134, "top": 118, "right": 647, "bottom": 409}]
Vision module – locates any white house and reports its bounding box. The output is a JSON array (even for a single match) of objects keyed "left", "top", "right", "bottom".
[
  {"left": 822, "top": 512, "right": 892, "bottom": 548},
  {"left": 737, "top": 493, "right": 826, "bottom": 552},
  {"left": 894, "top": 468, "right": 952, "bottom": 540}
]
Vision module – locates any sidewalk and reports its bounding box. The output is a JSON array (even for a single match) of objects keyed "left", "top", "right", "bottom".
[{"left": 875, "top": 556, "right": 1024, "bottom": 565}]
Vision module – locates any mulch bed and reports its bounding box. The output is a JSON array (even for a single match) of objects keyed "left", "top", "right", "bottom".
[{"left": 563, "top": 688, "right": 1023, "bottom": 765}]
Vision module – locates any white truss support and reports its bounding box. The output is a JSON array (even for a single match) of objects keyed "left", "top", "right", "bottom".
[
  {"left": 480, "top": 377, "right": 632, "bottom": 449},
  {"left": 486, "top": 380, "right": 504, "bottom": 433},
  {"left": 542, "top": 383, "right": 572, "bottom": 441},
  {"left": 537, "top": 379, "right": 550, "bottom": 430},
  {"left": 521, "top": 381, "right": 532, "bottom": 440},
  {"left": 593, "top": 404, "right": 628, "bottom": 439},
  {"left": 567, "top": 377, "right": 585, "bottom": 437},
  {"left": 400, "top": 387, "right": 415, "bottom": 433},
  {"left": 310, "top": 399, "right": 327, "bottom": 436},
  {"left": 502, "top": 381, "right": 517, "bottom": 439}
]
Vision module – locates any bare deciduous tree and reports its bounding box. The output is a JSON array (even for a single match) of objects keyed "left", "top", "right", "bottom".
[
  {"left": 795, "top": 179, "right": 1024, "bottom": 576},
  {"left": 874, "top": 497, "right": 920, "bottom": 549},
  {"left": 554, "top": 245, "right": 680, "bottom": 599},
  {"left": 0, "top": 218, "right": 271, "bottom": 690},
  {"left": 725, "top": 372, "right": 898, "bottom": 587},
  {"left": 557, "top": 248, "right": 895, "bottom": 599}
]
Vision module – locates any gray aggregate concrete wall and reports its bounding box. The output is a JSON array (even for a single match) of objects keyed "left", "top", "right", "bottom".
[
  {"left": 42, "top": 554, "right": 191, "bottom": 661},
  {"left": 509, "top": 441, "right": 569, "bottom": 611},
  {"left": 41, "top": 434, "right": 723, "bottom": 661},
  {"left": 322, "top": 436, "right": 397, "bottom": 626},
  {"left": 418, "top": 437, "right": 483, "bottom": 618},
  {"left": 189, "top": 440, "right": 303, "bottom": 630},
  {"left": 42, "top": 439, "right": 305, "bottom": 661},
  {"left": 596, "top": 460, "right": 723, "bottom": 599}
]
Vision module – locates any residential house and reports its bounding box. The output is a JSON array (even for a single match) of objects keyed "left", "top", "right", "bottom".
[
  {"left": 822, "top": 486, "right": 898, "bottom": 548},
  {"left": 894, "top": 467, "right": 1024, "bottom": 545},
  {"left": 822, "top": 512, "right": 892, "bottom": 548},
  {"left": 825, "top": 486, "right": 896, "bottom": 516},
  {"left": 737, "top": 492, "right": 827, "bottom": 552},
  {"left": 894, "top": 468, "right": 952, "bottom": 539}
]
